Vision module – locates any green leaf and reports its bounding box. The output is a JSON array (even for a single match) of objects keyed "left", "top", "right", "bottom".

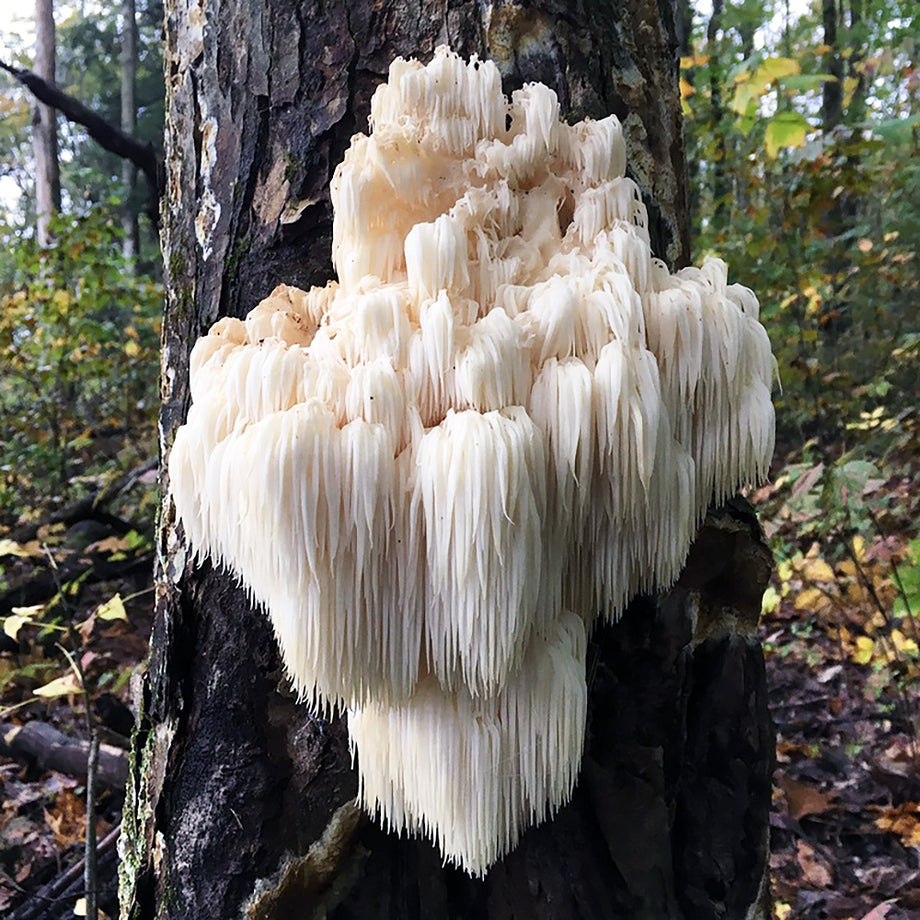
[
  {"left": 779, "top": 74, "right": 837, "bottom": 90},
  {"left": 764, "top": 112, "right": 809, "bottom": 158},
  {"left": 872, "top": 115, "right": 920, "bottom": 144}
]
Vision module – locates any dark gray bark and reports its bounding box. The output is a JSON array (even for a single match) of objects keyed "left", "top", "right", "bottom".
[{"left": 120, "top": 3, "right": 772, "bottom": 918}]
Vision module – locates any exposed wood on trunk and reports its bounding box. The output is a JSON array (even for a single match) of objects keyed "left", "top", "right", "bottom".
[{"left": 120, "top": 3, "right": 772, "bottom": 918}]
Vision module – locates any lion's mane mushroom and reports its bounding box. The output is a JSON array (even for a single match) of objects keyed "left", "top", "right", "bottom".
[{"left": 169, "top": 46, "right": 776, "bottom": 877}]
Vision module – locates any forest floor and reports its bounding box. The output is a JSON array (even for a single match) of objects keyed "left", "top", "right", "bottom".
[{"left": 0, "top": 450, "right": 919, "bottom": 919}]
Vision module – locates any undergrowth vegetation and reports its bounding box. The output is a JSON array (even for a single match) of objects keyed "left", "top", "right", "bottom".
[{"left": 0, "top": 213, "right": 161, "bottom": 521}]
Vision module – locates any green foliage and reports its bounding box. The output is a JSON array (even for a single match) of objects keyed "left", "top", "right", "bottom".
[
  {"left": 682, "top": 0, "right": 920, "bottom": 462},
  {"left": 0, "top": 1, "right": 165, "bottom": 252},
  {"left": 0, "top": 212, "right": 161, "bottom": 519}
]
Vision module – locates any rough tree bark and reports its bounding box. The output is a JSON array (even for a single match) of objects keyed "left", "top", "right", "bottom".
[
  {"left": 32, "top": 0, "right": 60, "bottom": 248},
  {"left": 120, "top": 2, "right": 773, "bottom": 918}
]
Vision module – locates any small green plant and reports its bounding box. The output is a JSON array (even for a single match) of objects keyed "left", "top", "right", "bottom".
[{"left": 0, "top": 212, "right": 161, "bottom": 519}]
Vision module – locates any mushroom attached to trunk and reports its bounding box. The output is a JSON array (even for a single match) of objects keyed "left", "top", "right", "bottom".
[{"left": 169, "top": 46, "right": 776, "bottom": 877}]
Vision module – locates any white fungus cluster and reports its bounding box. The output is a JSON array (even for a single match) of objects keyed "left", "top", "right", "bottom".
[{"left": 169, "top": 46, "right": 776, "bottom": 877}]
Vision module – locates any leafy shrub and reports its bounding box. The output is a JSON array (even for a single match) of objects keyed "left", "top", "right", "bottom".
[{"left": 0, "top": 212, "right": 161, "bottom": 519}]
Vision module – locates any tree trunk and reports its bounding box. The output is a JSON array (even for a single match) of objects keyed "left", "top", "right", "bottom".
[
  {"left": 119, "top": 2, "right": 772, "bottom": 918},
  {"left": 120, "top": 0, "right": 139, "bottom": 263},
  {"left": 32, "top": 0, "right": 60, "bottom": 248}
]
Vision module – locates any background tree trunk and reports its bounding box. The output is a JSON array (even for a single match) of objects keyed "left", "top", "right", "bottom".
[
  {"left": 32, "top": 0, "right": 60, "bottom": 248},
  {"left": 120, "top": 0, "right": 139, "bottom": 263},
  {"left": 120, "top": 2, "right": 773, "bottom": 918}
]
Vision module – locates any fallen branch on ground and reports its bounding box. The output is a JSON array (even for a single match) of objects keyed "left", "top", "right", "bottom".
[{"left": 0, "top": 720, "right": 128, "bottom": 790}]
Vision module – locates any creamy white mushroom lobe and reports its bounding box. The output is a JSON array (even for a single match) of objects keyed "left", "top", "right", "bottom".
[{"left": 169, "top": 46, "right": 776, "bottom": 877}]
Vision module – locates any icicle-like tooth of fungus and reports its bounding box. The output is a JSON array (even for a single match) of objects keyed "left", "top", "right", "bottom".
[
  {"left": 525, "top": 275, "right": 578, "bottom": 362},
  {"left": 565, "top": 115, "right": 626, "bottom": 185},
  {"left": 406, "top": 291, "right": 456, "bottom": 426},
  {"left": 345, "top": 359, "right": 408, "bottom": 448},
  {"left": 743, "top": 317, "right": 778, "bottom": 390},
  {"left": 530, "top": 358, "right": 594, "bottom": 514},
  {"left": 588, "top": 273, "right": 643, "bottom": 348},
  {"left": 416, "top": 409, "right": 544, "bottom": 697},
  {"left": 599, "top": 225, "right": 652, "bottom": 292},
  {"left": 453, "top": 308, "right": 531, "bottom": 412},
  {"left": 348, "top": 611, "right": 587, "bottom": 878},
  {"left": 529, "top": 358, "right": 594, "bottom": 615},
  {"left": 166, "top": 425, "right": 203, "bottom": 554},
  {"left": 405, "top": 213, "right": 470, "bottom": 301},
  {"left": 347, "top": 286, "right": 411, "bottom": 363},
  {"left": 701, "top": 257, "right": 729, "bottom": 294},
  {"left": 188, "top": 337, "right": 239, "bottom": 405},
  {"left": 726, "top": 281, "right": 760, "bottom": 319},
  {"left": 245, "top": 299, "right": 313, "bottom": 347},
  {"left": 631, "top": 349, "right": 663, "bottom": 492},
  {"left": 593, "top": 341, "right": 628, "bottom": 480}
]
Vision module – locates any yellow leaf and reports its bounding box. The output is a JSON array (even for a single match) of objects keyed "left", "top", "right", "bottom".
[
  {"left": 680, "top": 53, "right": 709, "bottom": 68},
  {"left": 757, "top": 56, "right": 801, "bottom": 82},
  {"left": 843, "top": 75, "right": 860, "bottom": 106},
  {"left": 96, "top": 594, "right": 128, "bottom": 622},
  {"left": 775, "top": 903, "right": 792, "bottom": 920},
  {"left": 761, "top": 585, "right": 780, "bottom": 614},
  {"left": 3, "top": 614, "right": 32, "bottom": 640},
  {"left": 794, "top": 587, "right": 825, "bottom": 611},
  {"left": 124, "top": 340, "right": 141, "bottom": 357},
  {"left": 777, "top": 558, "right": 794, "bottom": 583},
  {"left": 12, "top": 604, "right": 45, "bottom": 619},
  {"left": 852, "top": 534, "right": 866, "bottom": 562},
  {"left": 34, "top": 673, "right": 83, "bottom": 698},
  {"left": 800, "top": 558, "right": 836, "bottom": 583},
  {"left": 852, "top": 636, "right": 875, "bottom": 665},
  {"left": 74, "top": 898, "right": 111, "bottom": 920},
  {"left": 0, "top": 538, "right": 43, "bottom": 558},
  {"left": 891, "top": 630, "right": 919, "bottom": 656},
  {"left": 680, "top": 77, "right": 695, "bottom": 99}
]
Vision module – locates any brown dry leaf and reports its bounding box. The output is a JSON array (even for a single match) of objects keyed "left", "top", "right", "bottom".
[
  {"left": 795, "top": 839, "right": 833, "bottom": 887},
  {"left": 86, "top": 535, "right": 133, "bottom": 554},
  {"left": 778, "top": 774, "right": 837, "bottom": 820},
  {"left": 44, "top": 788, "right": 85, "bottom": 847},
  {"left": 873, "top": 802, "right": 920, "bottom": 847}
]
